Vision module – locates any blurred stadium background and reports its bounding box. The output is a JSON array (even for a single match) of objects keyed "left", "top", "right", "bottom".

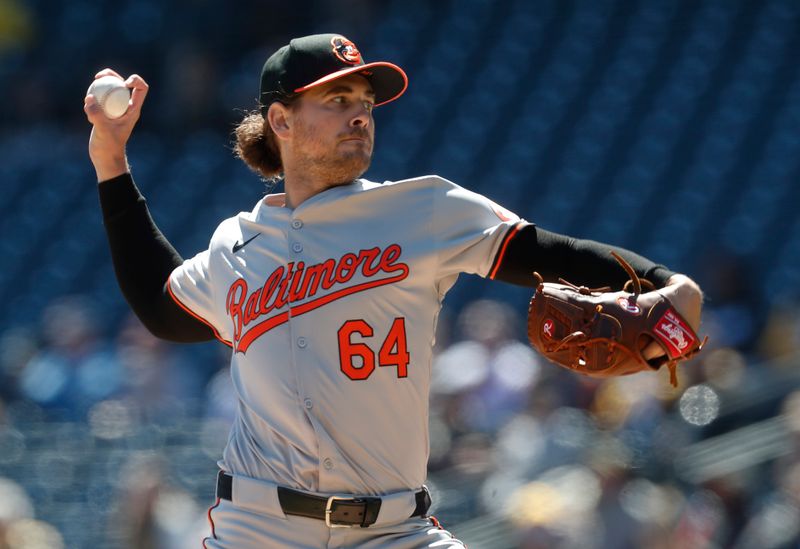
[{"left": 2, "top": 0, "right": 800, "bottom": 547}]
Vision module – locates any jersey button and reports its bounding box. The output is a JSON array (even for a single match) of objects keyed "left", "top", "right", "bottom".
[
  {"left": 292, "top": 242, "right": 303, "bottom": 253},
  {"left": 291, "top": 219, "right": 303, "bottom": 229},
  {"left": 304, "top": 398, "right": 313, "bottom": 410},
  {"left": 297, "top": 337, "right": 307, "bottom": 348},
  {"left": 323, "top": 458, "right": 334, "bottom": 470}
]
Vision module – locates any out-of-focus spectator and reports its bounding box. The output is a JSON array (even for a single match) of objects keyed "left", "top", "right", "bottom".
[
  {"left": 0, "top": 476, "right": 64, "bottom": 549},
  {"left": 2, "top": 518, "right": 65, "bottom": 549},
  {"left": 115, "top": 313, "right": 208, "bottom": 420},
  {"left": 0, "top": 327, "right": 37, "bottom": 408},
  {"left": 697, "top": 250, "right": 765, "bottom": 356},
  {"left": 0, "top": 0, "right": 33, "bottom": 54},
  {"left": 432, "top": 299, "right": 542, "bottom": 436},
  {"left": 0, "top": 476, "right": 33, "bottom": 524},
  {"left": 757, "top": 299, "right": 800, "bottom": 363},
  {"left": 17, "top": 295, "right": 123, "bottom": 420},
  {"left": 157, "top": 41, "right": 221, "bottom": 131},
  {"left": 204, "top": 364, "right": 237, "bottom": 424},
  {"left": 505, "top": 465, "right": 603, "bottom": 548},
  {"left": 106, "top": 453, "right": 209, "bottom": 549}
]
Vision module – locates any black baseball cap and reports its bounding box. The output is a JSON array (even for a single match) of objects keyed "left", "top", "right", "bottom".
[{"left": 259, "top": 33, "right": 408, "bottom": 116}]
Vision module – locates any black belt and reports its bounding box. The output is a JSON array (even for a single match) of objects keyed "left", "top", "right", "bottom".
[{"left": 216, "top": 471, "right": 431, "bottom": 527}]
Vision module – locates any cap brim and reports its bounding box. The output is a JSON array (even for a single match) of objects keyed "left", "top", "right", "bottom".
[{"left": 293, "top": 62, "right": 408, "bottom": 107}]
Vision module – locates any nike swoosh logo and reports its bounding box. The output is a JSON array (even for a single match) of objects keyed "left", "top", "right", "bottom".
[{"left": 232, "top": 233, "right": 260, "bottom": 253}]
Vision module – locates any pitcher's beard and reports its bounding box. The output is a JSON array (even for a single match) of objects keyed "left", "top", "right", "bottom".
[
  {"left": 290, "top": 116, "right": 374, "bottom": 186},
  {"left": 295, "top": 145, "right": 372, "bottom": 186}
]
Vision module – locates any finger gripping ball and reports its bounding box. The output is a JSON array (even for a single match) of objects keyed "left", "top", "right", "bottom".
[{"left": 87, "top": 75, "right": 131, "bottom": 119}]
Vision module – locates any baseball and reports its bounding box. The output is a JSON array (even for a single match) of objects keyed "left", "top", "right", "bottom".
[{"left": 87, "top": 75, "right": 131, "bottom": 119}]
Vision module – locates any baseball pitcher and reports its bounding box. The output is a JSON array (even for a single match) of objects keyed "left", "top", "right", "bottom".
[{"left": 84, "top": 34, "right": 703, "bottom": 548}]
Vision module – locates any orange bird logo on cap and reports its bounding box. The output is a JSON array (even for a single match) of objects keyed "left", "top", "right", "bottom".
[{"left": 331, "top": 36, "right": 362, "bottom": 65}]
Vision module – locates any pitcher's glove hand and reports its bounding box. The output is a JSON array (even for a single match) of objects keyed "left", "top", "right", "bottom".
[{"left": 527, "top": 252, "right": 706, "bottom": 387}]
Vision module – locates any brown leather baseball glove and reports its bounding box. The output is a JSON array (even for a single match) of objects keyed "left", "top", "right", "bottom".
[{"left": 527, "top": 252, "right": 705, "bottom": 387}]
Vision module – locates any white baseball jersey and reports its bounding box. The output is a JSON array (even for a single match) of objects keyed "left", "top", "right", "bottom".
[{"left": 168, "top": 175, "right": 523, "bottom": 496}]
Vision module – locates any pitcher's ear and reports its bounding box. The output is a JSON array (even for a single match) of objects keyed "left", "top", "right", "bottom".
[{"left": 267, "top": 102, "right": 291, "bottom": 139}]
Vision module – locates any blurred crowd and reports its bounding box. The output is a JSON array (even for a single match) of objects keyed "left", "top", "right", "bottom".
[
  {"left": 0, "top": 0, "right": 390, "bottom": 134},
  {"left": 3, "top": 0, "right": 800, "bottom": 547},
  {"left": 1, "top": 248, "right": 800, "bottom": 548},
  {"left": 0, "top": 297, "right": 227, "bottom": 548},
  {"left": 422, "top": 249, "right": 800, "bottom": 549}
]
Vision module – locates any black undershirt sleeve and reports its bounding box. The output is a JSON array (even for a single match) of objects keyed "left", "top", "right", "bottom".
[
  {"left": 492, "top": 223, "right": 675, "bottom": 289},
  {"left": 98, "top": 173, "right": 215, "bottom": 342}
]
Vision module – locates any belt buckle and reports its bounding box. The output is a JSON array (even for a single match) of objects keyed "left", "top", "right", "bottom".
[{"left": 325, "top": 495, "right": 357, "bottom": 528}]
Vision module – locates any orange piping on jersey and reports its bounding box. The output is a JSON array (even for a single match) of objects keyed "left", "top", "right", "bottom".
[
  {"left": 235, "top": 268, "right": 409, "bottom": 353},
  {"left": 167, "top": 274, "right": 233, "bottom": 347},
  {"left": 427, "top": 516, "right": 466, "bottom": 546},
  {"left": 488, "top": 222, "right": 524, "bottom": 280},
  {"left": 202, "top": 497, "right": 221, "bottom": 548}
]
